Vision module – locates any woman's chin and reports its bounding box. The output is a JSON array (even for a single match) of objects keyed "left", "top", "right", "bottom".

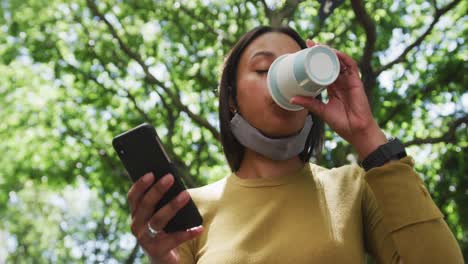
[
  {"left": 270, "top": 102, "right": 295, "bottom": 117},
  {"left": 270, "top": 102, "right": 306, "bottom": 121}
]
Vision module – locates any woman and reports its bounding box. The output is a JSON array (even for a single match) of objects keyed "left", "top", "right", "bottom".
[{"left": 127, "top": 26, "right": 463, "bottom": 263}]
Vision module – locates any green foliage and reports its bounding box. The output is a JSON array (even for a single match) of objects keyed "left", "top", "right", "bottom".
[{"left": 0, "top": 0, "right": 466, "bottom": 262}]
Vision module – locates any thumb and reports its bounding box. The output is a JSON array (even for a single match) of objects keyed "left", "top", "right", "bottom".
[{"left": 290, "top": 96, "right": 326, "bottom": 119}]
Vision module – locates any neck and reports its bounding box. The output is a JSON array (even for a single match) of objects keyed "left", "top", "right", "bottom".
[{"left": 235, "top": 149, "right": 306, "bottom": 179}]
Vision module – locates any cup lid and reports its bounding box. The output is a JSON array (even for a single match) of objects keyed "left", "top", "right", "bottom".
[{"left": 303, "top": 46, "right": 340, "bottom": 86}]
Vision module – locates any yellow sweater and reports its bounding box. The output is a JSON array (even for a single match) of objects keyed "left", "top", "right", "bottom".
[{"left": 177, "top": 157, "right": 463, "bottom": 263}]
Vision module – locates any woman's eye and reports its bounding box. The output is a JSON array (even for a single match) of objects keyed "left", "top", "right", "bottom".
[{"left": 255, "top": 69, "right": 269, "bottom": 74}]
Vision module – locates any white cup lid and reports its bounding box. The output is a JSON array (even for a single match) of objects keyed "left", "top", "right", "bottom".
[{"left": 304, "top": 46, "right": 339, "bottom": 86}]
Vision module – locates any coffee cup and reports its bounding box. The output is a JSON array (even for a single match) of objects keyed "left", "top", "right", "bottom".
[{"left": 267, "top": 45, "right": 340, "bottom": 111}]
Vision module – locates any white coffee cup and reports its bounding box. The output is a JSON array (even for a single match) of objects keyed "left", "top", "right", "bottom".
[{"left": 267, "top": 45, "right": 340, "bottom": 111}]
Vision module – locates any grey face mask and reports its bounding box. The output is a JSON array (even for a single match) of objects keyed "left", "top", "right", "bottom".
[{"left": 230, "top": 113, "right": 313, "bottom": 161}]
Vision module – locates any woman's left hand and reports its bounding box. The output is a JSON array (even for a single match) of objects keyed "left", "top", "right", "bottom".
[{"left": 290, "top": 40, "right": 387, "bottom": 160}]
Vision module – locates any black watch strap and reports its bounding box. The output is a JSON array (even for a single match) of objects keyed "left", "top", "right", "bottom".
[{"left": 361, "top": 138, "right": 407, "bottom": 171}]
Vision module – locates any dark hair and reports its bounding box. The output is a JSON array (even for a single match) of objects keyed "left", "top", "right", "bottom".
[{"left": 218, "top": 25, "right": 324, "bottom": 172}]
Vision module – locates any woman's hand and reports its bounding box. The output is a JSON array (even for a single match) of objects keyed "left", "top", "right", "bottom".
[
  {"left": 290, "top": 40, "right": 387, "bottom": 160},
  {"left": 128, "top": 173, "right": 204, "bottom": 264}
]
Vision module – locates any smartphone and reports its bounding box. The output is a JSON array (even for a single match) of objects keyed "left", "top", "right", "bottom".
[{"left": 112, "top": 123, "right": 203, "bottom": 233}]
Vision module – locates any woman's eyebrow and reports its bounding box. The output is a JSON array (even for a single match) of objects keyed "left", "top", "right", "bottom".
[{"left": 249, "top": 51, "right": 276, "bottom": 62}]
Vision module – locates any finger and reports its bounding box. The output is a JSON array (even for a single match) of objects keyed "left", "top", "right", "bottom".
[
  {"left": 160, "top": 226, "right": 204, "bottom": 253},
  {"left": 137, "top": 225, "right": 204, "bottom": 257},
  {"left": 128, "top": 172, "right": 154, "bottom": 216},
  {"left": 148, "top": 190, "right": 191, "bottom": 231},
  {"left": 134, "top": 174, "right": 175, "bottom": 228},
  {"left": 306, "top": 39, "right": 316, "bottom": 48},
  {"left": 290, "top": 96, "right": 327, "bottom": 119},
  {"left": 326, "top": 84, "right": 338, "bottom": 98},
  {"left": 335, "top": 51, "right": 358, "bottom": 72}
]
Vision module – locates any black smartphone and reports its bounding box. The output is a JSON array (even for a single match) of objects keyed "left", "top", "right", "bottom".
[{"left": 112, "top": 123, "right": 203, "bottom": 233}]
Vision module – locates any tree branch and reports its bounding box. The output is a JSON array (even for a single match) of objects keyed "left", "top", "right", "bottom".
[
  {"left": 278, "top": 0, "right": 303, "bottom": 26},
  {"left": 178, "top": 5, "right": 233, "bottom": 46},
  {"left": 376, "top": 0, "right": 461, "bottom": 75},
  {"left": 124, "top": 242, "right": 140, "bottom": 264},
  {"left": 260, "top": 0, "right": 272, "bottom": 18},
  {"left": 86, "top": 0, "right": 220, "bottom": 142},
  {"left": 350, "top": 0, "right": 376, "bottom": 66},
  {"left": 325, "top": 23, "right": 352, "bottom": 46},
  {"left": 378, "top": 83, "right": 439, "bottom": 128},
  {"left": 404, "top": 115, "right": 468, "bottom": 147},
  {"left": 350, "top": 0, "right": 376, "bottom": 97},
  {"left": 58, "top": 110, "right": 125, "bottom": 181},
  {"left": 170, "top": 15, "right": 218, "bottom": 97},
  {"left": 57, "top": 34, "right": 199, "bottom": 188},
  {"left": 308, "top": 1, "right": 346, "bottom": 41},
  {"left": 260, "top": 0, "right": 303, "bottom": 26},
  {"left": 377, "top": 36, "right": 464, "bottom": 129},
  {"left": 234, "top": 2, "right": 248, "bottom": 33},
  {"left": 431, "top": 0, "right": 439, "bottom": 11},
  {"left": 55, "top": 45, "right": 153, "bottom": 124},
  {"left": 78, "top": 14, "right": 201, "bottom": 188}
]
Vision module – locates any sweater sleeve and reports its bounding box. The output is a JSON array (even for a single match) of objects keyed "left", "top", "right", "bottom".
[
  {"left": 361, "top": 156, "right": 463, "bottom": 263},
  {"left": 176, "top": 239, "right": 196, "bottom": 264}
]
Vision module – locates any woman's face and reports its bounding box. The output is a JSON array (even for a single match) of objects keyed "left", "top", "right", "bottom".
[{"left": 235, "top": 32, "right": 309, "bottom": 138}]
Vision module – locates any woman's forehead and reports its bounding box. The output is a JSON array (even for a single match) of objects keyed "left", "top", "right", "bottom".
[{"left": 242, "top": 32, "right": 302, "bottom": 62}]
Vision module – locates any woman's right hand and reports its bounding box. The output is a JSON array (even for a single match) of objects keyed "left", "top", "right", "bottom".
[{"left": 128, "top": 172, "right": 204, "bottom": 264}]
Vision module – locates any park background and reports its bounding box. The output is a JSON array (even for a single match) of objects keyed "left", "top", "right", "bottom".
[{"left": 0, "top": 0, "right": 466, "bottom": 263}]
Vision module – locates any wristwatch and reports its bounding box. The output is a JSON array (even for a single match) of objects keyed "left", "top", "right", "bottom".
[{"left": 361, "top": 138, "right": 407, "bottom": 171}]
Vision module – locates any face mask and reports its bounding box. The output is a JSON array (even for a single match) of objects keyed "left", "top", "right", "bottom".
[{"left": 230, "top": 113, "right": 313, "bottom": 161}]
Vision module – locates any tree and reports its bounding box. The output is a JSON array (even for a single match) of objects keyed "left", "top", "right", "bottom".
[{"left": 0, "top": 0, "right": 466, "bottom": 262}]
